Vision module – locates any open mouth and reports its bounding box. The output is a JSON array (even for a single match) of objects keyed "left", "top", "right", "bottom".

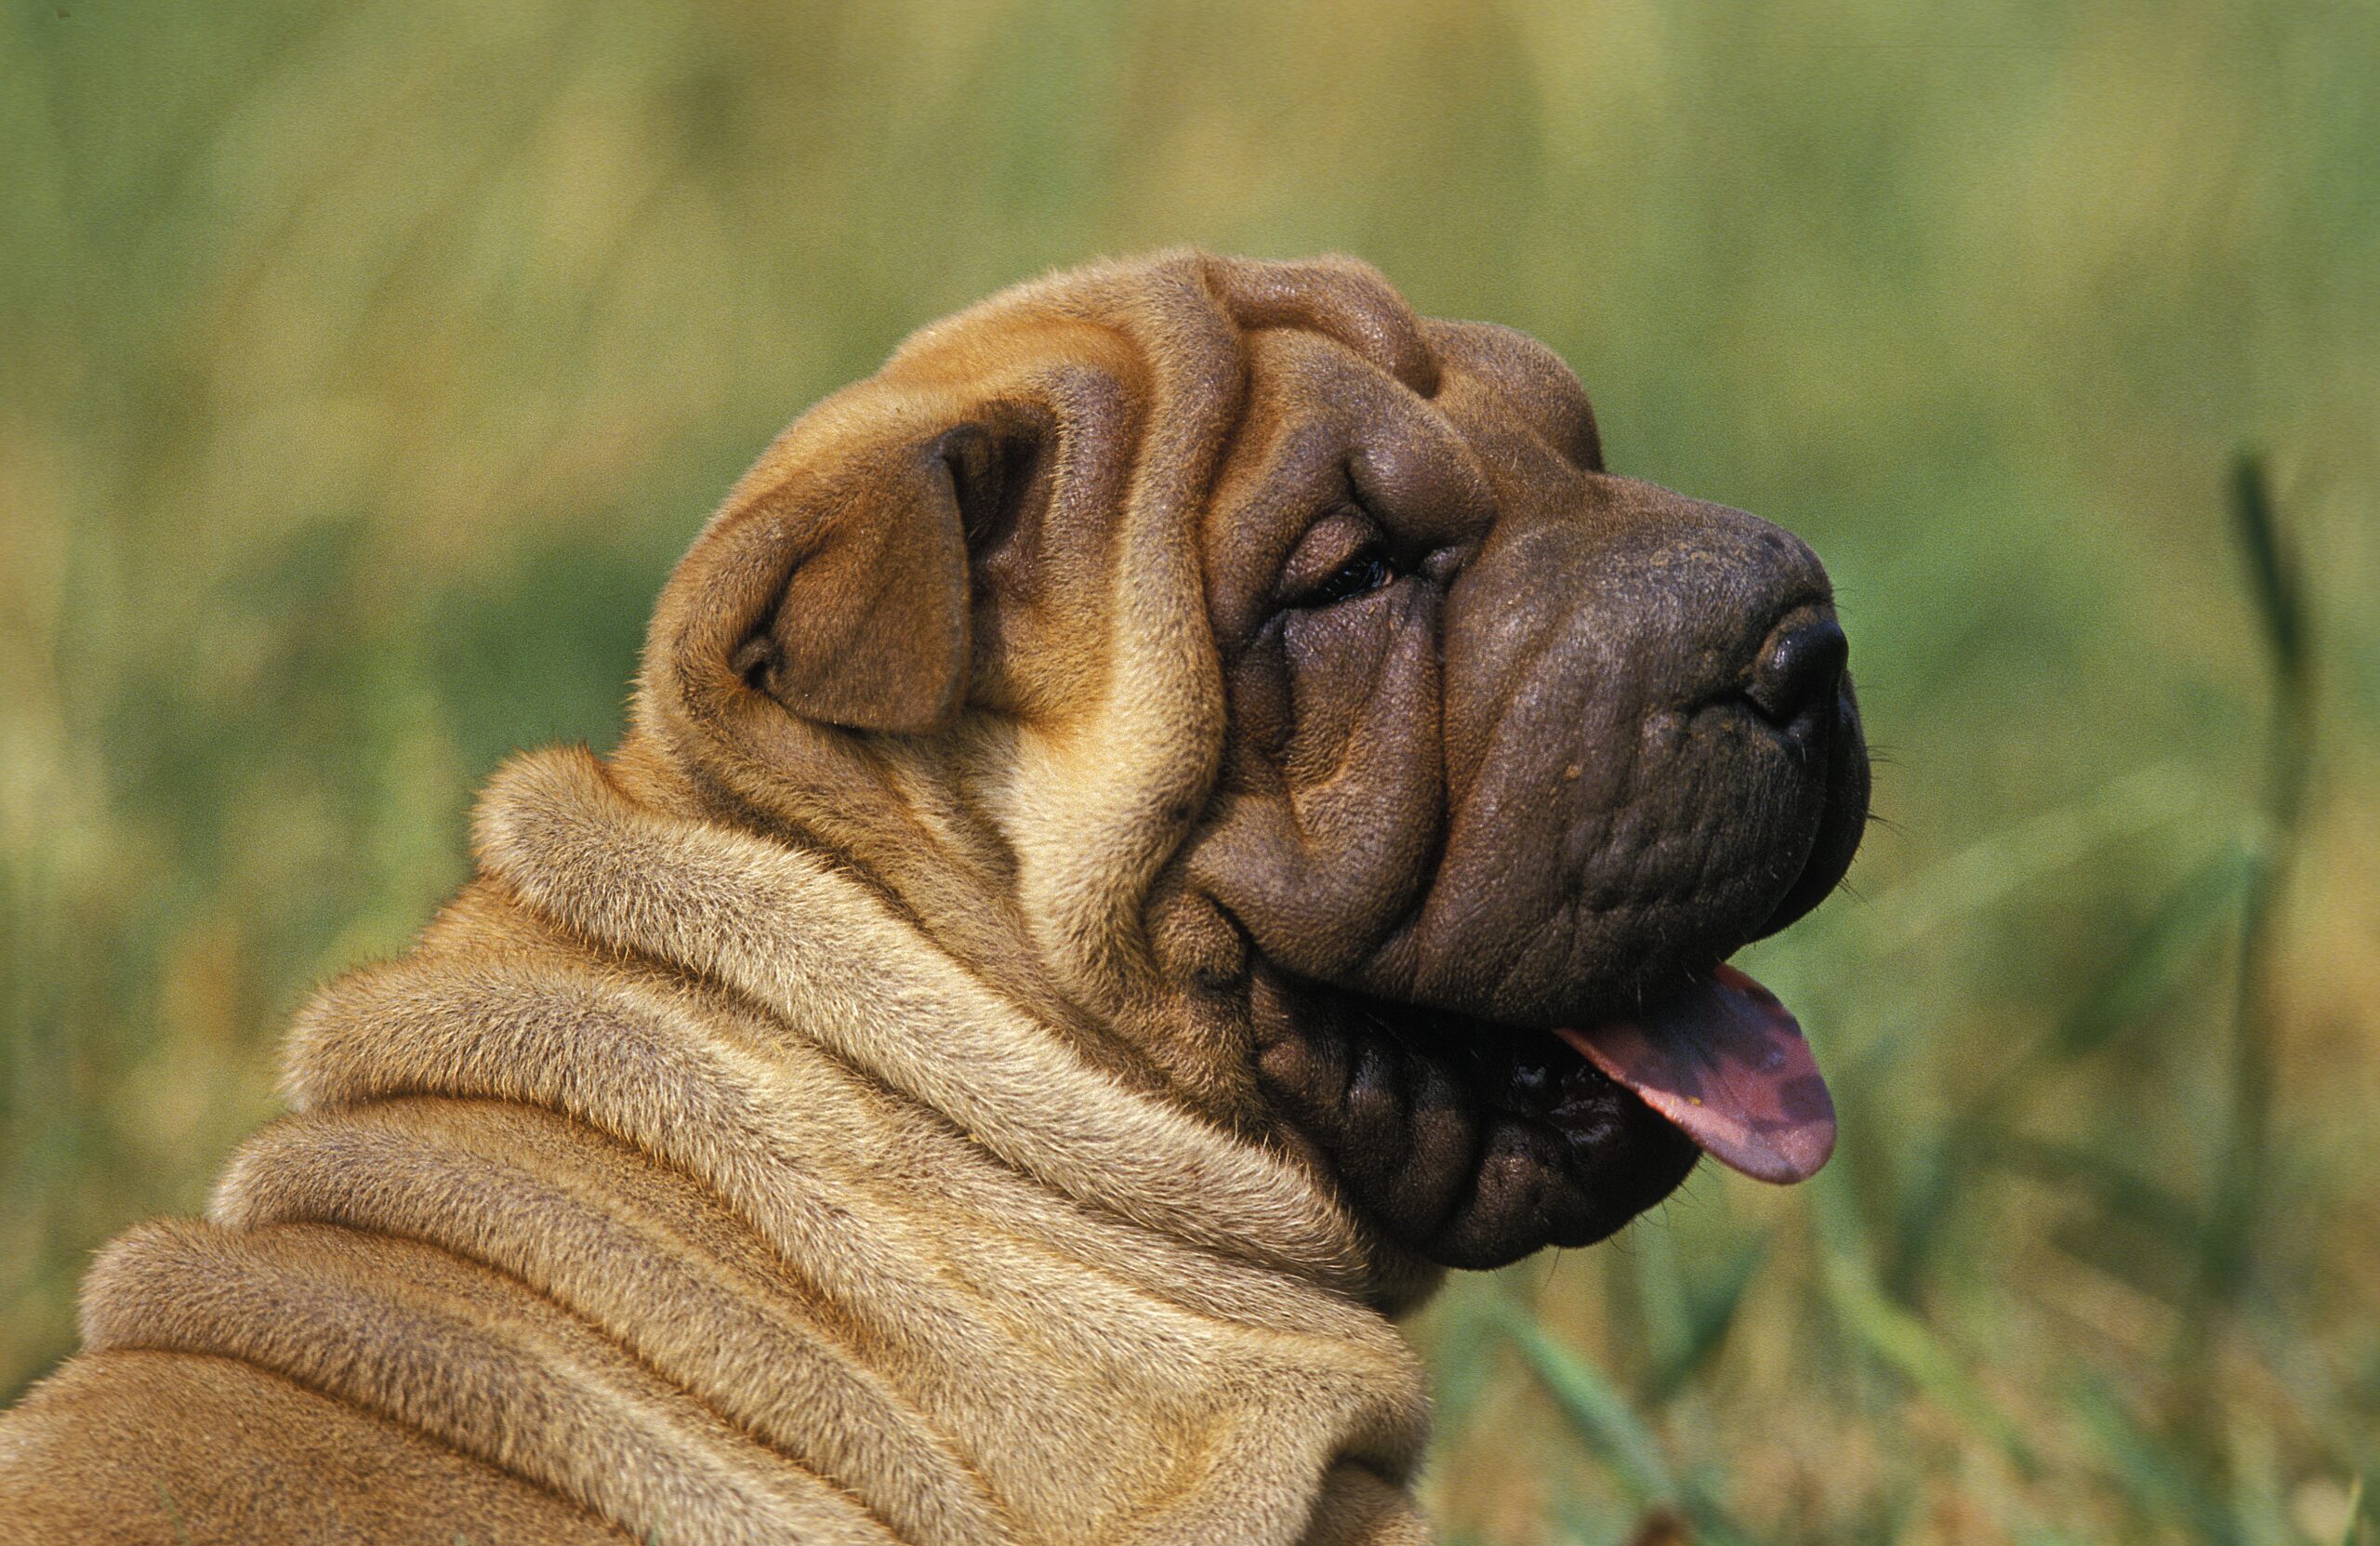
[
  {"left": 1256, "top": 959, "right": 1835, "bottom": 1271},
  {"left": 1554, "top": 962, "right": 1834, "bottom": 1184}
]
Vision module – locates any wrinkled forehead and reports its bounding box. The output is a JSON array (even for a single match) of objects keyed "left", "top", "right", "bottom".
[
  {"left": 1422, "top": 319, "right": 1605, "bottom": 474},
  {"left": 1199, "top": 317, "right": 1606, "bottom": 612}
]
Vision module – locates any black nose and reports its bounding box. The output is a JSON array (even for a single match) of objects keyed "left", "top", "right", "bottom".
[{"left": 1745, "top": 614, "right": 1847, "bottom": 728}]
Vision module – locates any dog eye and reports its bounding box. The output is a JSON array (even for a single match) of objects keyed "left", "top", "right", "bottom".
[{"left": 1301, "top": 548, "right": 1396, "bottom": 608}]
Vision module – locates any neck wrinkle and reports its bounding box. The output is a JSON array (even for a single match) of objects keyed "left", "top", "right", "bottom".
[
  {"left": 472, "top": 741, "right": 1395, "bottom": 1307},
  {"left": 220, "top": 734, "right": 1438, "bottom": 1541},
  {"left": 654, "top": 725, "right": 1154, "bottom": 1095}
]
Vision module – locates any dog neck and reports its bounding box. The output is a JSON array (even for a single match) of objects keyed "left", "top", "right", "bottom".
[
  {"left": 84, "top": 741, "right": 1435, "bottom": 1544},
  {"left": 472, "top": 743, "right": 1393, "bottom": 1296}
]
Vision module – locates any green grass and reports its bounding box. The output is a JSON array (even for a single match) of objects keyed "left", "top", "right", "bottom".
[{"left": 4, "top": 4, "right": 2376, "bottom": 1541}]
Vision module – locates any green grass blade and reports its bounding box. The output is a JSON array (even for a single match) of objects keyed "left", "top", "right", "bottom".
[
  {"left": 2341, "top": 1474, "right": 2366, "bottom": 1546},
  {"left": 1494, "top": 1303, "right": 1675, "bottom": 1507},
  {"left": 1628, "top": 1212, "right": 1692, "bottom": 1384},
  {"left": 1644, "top": 1232, "right": 1768, "bottom": 1407},
  {"left": 2069, "top": 1377, "right": 2241, "bottom": 1546},
  {"left": 1881, "top": 1133, "right": 1963, "bottom": 1302},
  {"left": 2044, "top": 839, "right": 2261, "bottom": 1064},
  {"left": 1493, "top": 1298, "right": 1762, "bottom": 1546},
  {"left": 2227, "top": 453, "right": 2307, "bottom": 690},
  {"left": 2189, "top": 453, "right": 2319, "bottom": 1365},
  {"left": 1822, "top": 759, "right": 2207, "bottom": 964},
  {"left": 1425, "top": 1280, "right": 1509, "bottom": 1440},
  {"left": 1821, "top": 1253, "right": 2040, "bottom": 1478},
  {"left": 1885, "top": 840, "right": 2254, "bottom": 1296}
]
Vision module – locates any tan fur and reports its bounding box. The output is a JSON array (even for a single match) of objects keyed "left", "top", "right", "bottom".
[{"left": 0, "top": 253, "right": 1464, "bottom": 1543}]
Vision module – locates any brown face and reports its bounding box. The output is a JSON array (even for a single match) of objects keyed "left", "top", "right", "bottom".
[
  {"left": 655, "top": 253, "right": 1867, "bottom": 1280},
  {"left": 1178, "top": 321, "right": 1869, "bottom": 1269}
]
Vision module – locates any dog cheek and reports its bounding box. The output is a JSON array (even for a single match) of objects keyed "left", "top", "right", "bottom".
[
  {"left": 1370, "top": 1055, "right": 1477, "bottom": 1243},
  {"left": 1390, "top": 622, "right": 1651, "bottom": 1017},
  {"left": 1277, "top": 597, "right": 1399, "bottom": 782},
  {"left": 1333, "top": 1038, "right": 1416, "bottom": 1190},
  {"left": 1196, "top": 589, "right": 1447, "bottom": 983},
  {"left": 1427, "top": 1124, "right": 1567, "bottom": 1271},
  {"left": 1144, "top": 882, "right": 1250, "bottom": 995},
  {"left": 1251, "top": 980, "right": 1353, "bottom": 1134}
]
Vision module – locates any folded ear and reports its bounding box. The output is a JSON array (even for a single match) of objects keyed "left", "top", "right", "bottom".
[{"left": 727, "top": 422, "right": 1015, "bottom": 733}]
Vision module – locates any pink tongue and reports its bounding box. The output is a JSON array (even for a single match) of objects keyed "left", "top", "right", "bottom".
[{"left": 1553, "top": 963, "right": 1836, "bottom": 1183}]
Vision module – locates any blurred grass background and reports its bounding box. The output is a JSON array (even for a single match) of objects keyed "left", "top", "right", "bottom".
[{"left": 4, "top": 2, "right": 2376, "bottom": 1540}]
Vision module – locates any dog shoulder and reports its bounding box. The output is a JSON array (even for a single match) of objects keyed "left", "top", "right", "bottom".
[{"left": 0, "top": 1347, "right": 628, "bottom": 1543}]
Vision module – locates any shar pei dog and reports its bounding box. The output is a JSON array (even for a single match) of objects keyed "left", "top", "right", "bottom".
[{"left": 0, "top": 252, "right": 1867, "bottom": 1544}]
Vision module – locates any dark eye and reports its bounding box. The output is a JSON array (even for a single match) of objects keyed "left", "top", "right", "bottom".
[{"left": 1301, "top": 548, "right": 1396, "bottom": 607}]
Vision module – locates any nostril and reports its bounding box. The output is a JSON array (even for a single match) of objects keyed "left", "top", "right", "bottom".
[{"left": 1745, "top": 615, "right": 1848, "bottom": 727}]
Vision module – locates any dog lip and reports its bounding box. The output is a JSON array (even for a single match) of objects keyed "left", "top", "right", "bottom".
[
  {"left": 1336, "top": 984, "right": 1712, "bottom": 1166},
  {"left": 1748, "top": 694, "right": 1868, "bottom": 943},
  {"left": 1249, "top": 963, "right": 1705, "bottom": 1265}
]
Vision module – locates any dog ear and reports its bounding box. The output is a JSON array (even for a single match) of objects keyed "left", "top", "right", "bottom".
[{"left": 727, "top": 422, "right": 1017, "bottom": 734}]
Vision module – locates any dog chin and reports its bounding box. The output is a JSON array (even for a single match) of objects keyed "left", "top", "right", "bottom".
[{"left": 1250, "top": 970, "right": 1706, "bottom": 1271}]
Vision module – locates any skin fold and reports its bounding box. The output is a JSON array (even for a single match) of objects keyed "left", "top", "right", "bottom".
[
  {"left": 1177, "top": 320, "right": 1868, "bottom": 1265},
  {"left": 0, "top": 251, "right": 1865, "bottom": 1544}
]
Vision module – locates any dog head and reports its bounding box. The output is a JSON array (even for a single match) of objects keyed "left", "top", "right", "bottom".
[{"left": 636, "top": 252, "right": 1868, "bottom": 1273}]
